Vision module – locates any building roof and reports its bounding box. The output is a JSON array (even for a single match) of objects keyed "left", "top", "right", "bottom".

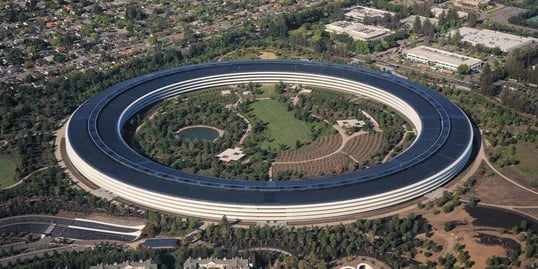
[
  {"left": 216, "top": 148, "right": 245, "bottom": 162},
  {"left": 401, "top": 15, "right": 439, "bottom": 27},
  {"left": 90, "top": 259, "right": 157, "bottom": 269},
  {"left": 325, "top": 21, "right": 390, "bottom": 41},
  {"left": 345, "top": 5, "right": 395, "bottom": 20},
  {"left": 184, "top": 257, "right": 249, "bottom": 269},
  {"left": 431, "top": 7, "right": 468, "bottom": 18},
  {"left": 405, "top": 45, "right": 482, "bottom": 68},
  {"left": 456, "top": 27, "right": 538, "bottom": 52},
  {"left": 66, "top": 60, "right": 472, "bottom": 206},
  {"left": 337, "top": 119, "right": 366, "bottom": 128}
]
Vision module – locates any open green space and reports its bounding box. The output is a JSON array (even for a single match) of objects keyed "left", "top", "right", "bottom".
[
  {"left": 0, "top": 156, "right": 17, "bottom": 188},
  {"left": 510, "top": 142, "right": 538, "bottom": 181},
  {"left": 250, "top": 99, "right": 312, "bottom": 149},
  {"left": 255, "top": 84, "right": 277, "bottom": 99}
]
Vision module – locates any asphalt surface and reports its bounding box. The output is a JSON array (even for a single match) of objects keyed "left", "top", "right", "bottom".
[{"left": 0, "top": 215, "right": 142, "bottom": 242}]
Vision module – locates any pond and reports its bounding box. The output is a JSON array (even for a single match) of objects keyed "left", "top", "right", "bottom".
[
  {"left": 465, "top": 205, "right": 536, "bottom": 230},
  {"left": 177, "top": 127, "right": 219, "bottom": 140}
]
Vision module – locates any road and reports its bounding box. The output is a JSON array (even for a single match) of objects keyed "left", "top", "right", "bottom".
[
  {"left": 0, "top": 245, "right": 91, "bottom": 267},
  {"left": 0, "top": 215, "right": 144, "bottom": 242}
]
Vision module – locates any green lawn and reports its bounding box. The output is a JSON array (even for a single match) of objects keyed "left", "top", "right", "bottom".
[
  {"left": 0, "top": 156, "right": 16, "bottom": 188},
  {"left": 512, "top": 142, "right": 538, "bottom": 179},
  {"left": 255, "top": 84, "right": 276, "bottom": 99},
  {"left": 250, "top": 99, "right": 312, "bottom": 149}
]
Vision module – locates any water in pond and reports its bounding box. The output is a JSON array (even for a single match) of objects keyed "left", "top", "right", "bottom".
[
  {"left": 178, "top": 127, "right": 219, "bottom": 140},
  {"left": 465, "top": 205, "right": 536, "bottom": 230}
]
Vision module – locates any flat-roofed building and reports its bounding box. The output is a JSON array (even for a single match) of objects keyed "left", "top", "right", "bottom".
[
  {"left": 337, "top": 119, "right": 366, "bottom": 129},
  {"left": 401, "top": 15, "right": 439, "bottom": 28},
  {"left": 91, "top": 259, "right": 157, "bottom": 269},
  {"left": 455, "top": 27, "right": 538, "bottom": 53},
  {"left": 431, "top": 7, "right": 468, "bottom": 18},
  {"left": 184, "top": 257, "right": 250, "bottom": 269},
  {"left": 403, "top": 46, "right": 482, "bottom": 72},
  {"left": 345, "top": 5, "right": 395, "bottom": 22},
  {"left": 217, "top": 147, "right": 245, "bottom": 163},
  {"left": 455, "top": 0, "right": 489, "bottom": 7},
  {"left": 325, "top": 21, "right": 391, "bottom": 41}
]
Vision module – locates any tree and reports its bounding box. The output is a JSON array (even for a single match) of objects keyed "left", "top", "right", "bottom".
[
  {"left": 467, "top": 12, "right": 478, "bottom": 27},
  {"left": 480, "top": 63, "right": 497, "bottom": 96},
  {"left": 457, "top": 64, "right": 470, "bottom": 76},
  {"left": 468, "top": 197, "right": 480, "bottom": 206},
  {"left": 413, "top": 16, "right": 422, "bottom": 34},
  {"left": 444, "top": 222, "right": 455, "bottom": 232},
  {"left": 355, "top": 41, "right": 370, "bottom": 54}
]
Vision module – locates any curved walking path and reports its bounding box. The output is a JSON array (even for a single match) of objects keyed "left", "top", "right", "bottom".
[
  {"left": 461, "top": 200, "right": 538, "bottom": 222},
  {"left": 241, "top": 247, "right": 296, "bottom": 257},
  {"left": 237, "top": 113, "right": 252, "bottom": 145},
  {"left": 483, "top": 157, "right": 538, "bottom": 195},
  {"left": 176, "top": 125, "right": 224, "bottom": 142},
  {"left": 2, "top": 166, "right": 51, "bottom": 190},
  {"left": 381, "top": 131, "right": 411, "bottom": 163},
  {"left": 454, "top": 130, "right": 538, "bottom": 221}
]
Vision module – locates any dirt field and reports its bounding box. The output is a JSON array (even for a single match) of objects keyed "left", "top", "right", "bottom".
[
  {"left": 462, "top": 162, "right": 538, "bottom": 207},
  {"left": 417, "top": 206, "right": 516, "bottom": 268}
]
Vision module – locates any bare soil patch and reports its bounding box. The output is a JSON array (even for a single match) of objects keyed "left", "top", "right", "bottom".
[
  {"left": 462, "top": 163, "right": 538, "bottom": 206},
  {"left": 420, "top": 206, "right": 508, "bottom": 268}
]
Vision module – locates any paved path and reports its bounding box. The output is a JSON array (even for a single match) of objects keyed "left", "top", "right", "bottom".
[
  {"left": 483, "top": 157, "right": 538, "bottom": 195},
  {"left": 0, "top": 245, "right": 91, "bottom": 267},
  {"left": 382, "top": 131, "right": 410, "bottom": 163},
  {"left": 237, "top": 113, "right": 252, "bottom": 145},
  {"left": 1, "top": 166, "right": 51, "bottom": 190},
  {"left": 241, "top": 247, "right": 296, "bottom": 257}
]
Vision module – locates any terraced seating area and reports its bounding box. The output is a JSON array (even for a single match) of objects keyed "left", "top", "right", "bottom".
[
  {"left": 342, "top": 133, "right": 384, "bottom": 163},
  {"left": 273, "top": 153, "right": 353, "bottom": 179},
  {"left": 275, "top": 135, "right": 342, "bottom": 162}
]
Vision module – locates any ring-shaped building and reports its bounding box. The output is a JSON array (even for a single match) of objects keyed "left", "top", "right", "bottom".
[{"left": 65, "top": 60, "right": 474, "bottom": 223}]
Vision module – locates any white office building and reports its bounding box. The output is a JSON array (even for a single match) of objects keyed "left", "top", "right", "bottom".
[
  {"left": 455, "top": 27, "right": 538, "bottom": 53},
  {"left": 325, "top": 21, "right": 391, "bottom": 41},
  {"left": 404, "top": 46, "right": 482, "bottom": 71},
  {"left": 345, "top": 5, "right": 395, "bottom": 22}
]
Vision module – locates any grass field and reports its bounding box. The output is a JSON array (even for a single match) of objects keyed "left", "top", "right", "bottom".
[
  {"left": 0, "top": 156, "right": 16, "bottom": 188},
  {"left": 255, "top": 84, "right": 277, "bottom": 99},
  {"left": 250, "top": 99, "right": 312, "bottom": 149},
  {"left": 506, "top": 142, "right": 538, "bottom": 185}
]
